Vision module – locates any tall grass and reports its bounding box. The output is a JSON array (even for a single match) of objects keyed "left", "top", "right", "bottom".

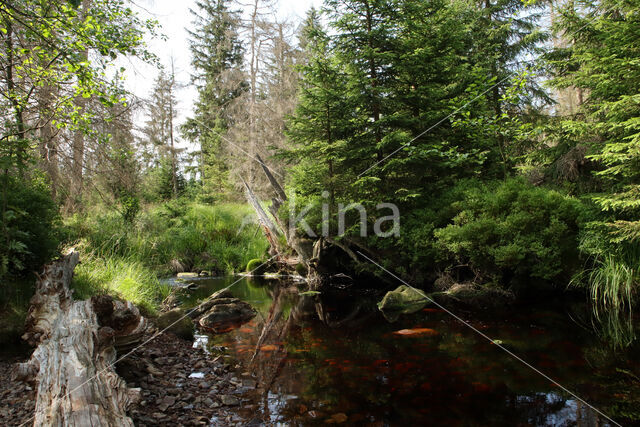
[
  {"left": 71, "top": 253, "right": 171, "bottom": 315},
  {"left": 65, "top": 201, "right": 269, "bottom": 302},
  {"left": 586, "top": 255, "right": 635, "bottom": 317},
  {"left": 572, "top": 248, "right": 638, "bottom": 347}
]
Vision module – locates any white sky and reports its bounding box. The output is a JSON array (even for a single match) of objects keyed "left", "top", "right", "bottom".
[{"left": 124, "top": 0, "right": 322, "bottom": 145}]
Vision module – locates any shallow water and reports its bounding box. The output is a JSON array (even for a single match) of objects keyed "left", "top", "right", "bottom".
[{"left": 175, "top": 276, "right": 640, "bottom": 426}]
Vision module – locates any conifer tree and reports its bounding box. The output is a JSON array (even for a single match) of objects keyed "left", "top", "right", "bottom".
[
  {"left": 549, "top": 0, "right": 640, "bottom": 242},
  {"left": 182, "top": 0, "right": 246, "bottom": 197}
]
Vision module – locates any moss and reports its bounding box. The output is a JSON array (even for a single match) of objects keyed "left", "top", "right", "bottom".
[
  {"left": 246, "top": 258, "right": 266, "bottom": 275},
  {"left": 377, "top": 285, "right": 428, "bottom": 312},
  {"left": 295, "top": 262, "right": 308, "bottom": 276}
]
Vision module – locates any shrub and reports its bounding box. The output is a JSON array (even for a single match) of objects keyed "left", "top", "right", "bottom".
[
  {"left": 65, "top": 201, "right": 269, "bottom": 276},
  {"left": 0, "top": 174, "right": 61, "bottom": 277},
  {"left": 434, "top": 178, "right": 587, "bottom": 287}
]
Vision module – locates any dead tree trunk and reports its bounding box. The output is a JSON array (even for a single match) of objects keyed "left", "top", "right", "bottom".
[
  {"left": 14, "top": 250, "right": 144, "bottom": 426},
  {"left": 242, "top": 156, "right": 367, "bottom": 290}
]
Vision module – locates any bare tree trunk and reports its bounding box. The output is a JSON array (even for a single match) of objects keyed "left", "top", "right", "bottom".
[
  {"left": 70, "top": 0, "right": 91, "bottom": 211},
  {"left": 248, "top": 0, "right": 260, "bottom": 186},
  {"left": 169, "top": 61, "right": 178, "bottom": 198},
  {"left": 14, "top": 250, "right": 144, "bottom": 426},
  {"left": 39, "top": 83, "right": 59, "bottom": 199},
  {"left": 4, "top": 20, "right": 27, "bottom": 176}
]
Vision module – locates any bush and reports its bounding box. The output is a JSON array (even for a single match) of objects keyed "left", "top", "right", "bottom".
[
  {"left": 0, "top": 174, "right": 61, "bottom": 278},
  {"left": 71, "top": 253, "right": 170, "bottom": 315},
  {"left": 434, "top": 178, "right": 587, "bottom": 288}
]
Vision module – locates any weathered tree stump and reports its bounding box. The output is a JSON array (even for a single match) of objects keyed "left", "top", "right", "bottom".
[{"left": 13, "top": 250, "right": 144, "bottom": 426}]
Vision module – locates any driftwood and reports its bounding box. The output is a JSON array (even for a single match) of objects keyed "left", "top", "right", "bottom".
[
  {"left": 241, "top": 175, "right": 283, "bottom": 256},
  {"left": 14, "top": 250, "right": 145, "bottom": 426}
]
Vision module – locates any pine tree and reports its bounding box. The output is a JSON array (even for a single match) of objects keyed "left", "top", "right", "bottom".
[
  {"left": 549, "top": 0, "right": 640, "bottom": 242},
  {"left": 143, "top": 69, "right": 181, "bottom": 198},
  {"left": 284, "top": 9, "right": 354, "bottom": 206},
  {"left": 181, "top": 0, "right": 246, "bottom": 197}
]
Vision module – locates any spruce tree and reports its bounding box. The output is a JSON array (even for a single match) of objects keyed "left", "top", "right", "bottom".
[
  {"left": 182, "top": 0, "right": 246, "bottom": 197},
  {"left": 549, "top": 0, "right": 640, "bottom": 242}
]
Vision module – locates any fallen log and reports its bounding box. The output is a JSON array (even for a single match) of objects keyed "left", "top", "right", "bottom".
[{"left": 14, "top": 249, "right": 144, "bottom": 426}]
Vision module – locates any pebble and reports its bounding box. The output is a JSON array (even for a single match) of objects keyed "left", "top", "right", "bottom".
[{"left": 220, "top": 395, "right": 240, "bottom": 406}]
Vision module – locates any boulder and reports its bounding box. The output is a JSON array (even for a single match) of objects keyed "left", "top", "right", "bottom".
[
  {"left": 198, "top": 300, "right": 256, "bottom": 331},
  {"left": 377, "top": 285, "right": 428, "bottom": 313},
  {"left": 188, "top": 289, "right": 234, "bottom": 319},
  {"left": 177, "top": 272, "right": 199, "bottom": 279},
  {"left": 190, "top": 288, "right": 256, "bottom": 332},
  {"left": 155, "top": 308, "right": 194, "bottom": 340},
  {"left": 431, "top": 284, "right": 515, "bottom": 311}
]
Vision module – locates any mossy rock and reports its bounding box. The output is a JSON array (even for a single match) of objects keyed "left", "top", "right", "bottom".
[
  {"left": 377, "top": 285, "right": 428, "bottom": 313},
  {"left": 177, "top": 272, "right": 199, "bottom": 279},
  {"left": 246, "top": 258, "right": 266, "bottom": 275},
  {"left": 156, "top": 308, "right": 195, "bottom": 340},
  {"left": 431, "top": 284, "right": 515, "bottom": 311},
  {"left": 295, "top": 263, "right": 308, "bottom": 276}
]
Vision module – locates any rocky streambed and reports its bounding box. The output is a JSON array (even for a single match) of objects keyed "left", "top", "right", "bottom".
[
  {"left": 117, "top": 329, "right": 260, "bottom": 426},
  {"left": 0, "top": 328, "right": 260, "bottom": 427},
  {"left": 0, "top": 285, "right": 263, "bottom": 426}
]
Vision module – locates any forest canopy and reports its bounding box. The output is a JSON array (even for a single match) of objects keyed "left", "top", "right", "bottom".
[{"left": 1, "top": 0, "right": 639, "bottom": 342}]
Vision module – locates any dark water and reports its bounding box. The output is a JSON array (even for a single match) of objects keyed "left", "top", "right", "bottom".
[{"left": 173, "top": 276, "right": 640, "bottom": 426}]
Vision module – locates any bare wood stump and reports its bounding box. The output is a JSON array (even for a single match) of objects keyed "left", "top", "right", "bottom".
[{"left": 13, "top": 250, "right": 145, "bottom": 426}]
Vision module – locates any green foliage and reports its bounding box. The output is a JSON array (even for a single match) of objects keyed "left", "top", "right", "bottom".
[
  {"left": 246, "top": 258, "right": 264, "bottom": 273},
  {"left": 547, "top": 0, "right": 640, "bottom": 241},
  {"left": 0, "top": 174, "right": 61, "bottom": 278},
  {"left": 119, "top": 194, "right": 140, "bottom": 222},
  {"left": 181, "top": 0, "right": 245, "bottom": 198},
  {"left": 65, "top": 201, "right": 269, "bottom": 276},
  {"left": 581, "top": 256, "right": 636, "bottom": 316},
  {"left": 140, "top": 161, "right": 186, "bottom": 202},
  {"left": 434, "top": 179, "right": 586, "bottom": 286},
  {"left": 71, "top": 253, "right": 170, "bottom": 315},
  {"left": 572, "top": 229, "right": 639, "bottom": 342}
]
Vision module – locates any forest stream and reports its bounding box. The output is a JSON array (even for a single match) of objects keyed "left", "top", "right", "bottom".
[{"left": 167, "top": 276, "right": 640, "bottom": 426}]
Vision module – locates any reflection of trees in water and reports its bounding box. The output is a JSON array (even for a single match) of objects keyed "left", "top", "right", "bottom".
[
  {"left": 244, "top": 285, "right": 381, "bottom": 422},
  {"left": 236, "top": 284, "right": 633, "bottom": 425}
]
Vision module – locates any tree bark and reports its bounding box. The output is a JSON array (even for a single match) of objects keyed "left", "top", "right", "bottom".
[
  {"left": 14, "top": 250, "right": 144, "bottom": 426},
  {"left": 69, "top": 0, "right": 91, "bottom": 211}
]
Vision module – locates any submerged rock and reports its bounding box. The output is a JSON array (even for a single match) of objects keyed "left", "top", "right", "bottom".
[
  {"left": 199, "top": 300, "right": 256, "bottom": 331},
  {"left": 191, "top": 288, "right": 256, "bottom": 332},
  {"left": 188, "top": 289, "right": 234, "bottom": 319},
  {"left": 177, "top": 272, "right": 199, "bottom": 279},
  {"left": 432, "top": 284, "right": 515, "bottom": 311},
  {"left": 377, "top": 285, "right": 429, "bottom": 313}
]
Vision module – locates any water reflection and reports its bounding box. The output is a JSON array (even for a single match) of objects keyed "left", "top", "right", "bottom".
[{"left": 173, "top": 276, "right": 640, "bottom": 426}]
